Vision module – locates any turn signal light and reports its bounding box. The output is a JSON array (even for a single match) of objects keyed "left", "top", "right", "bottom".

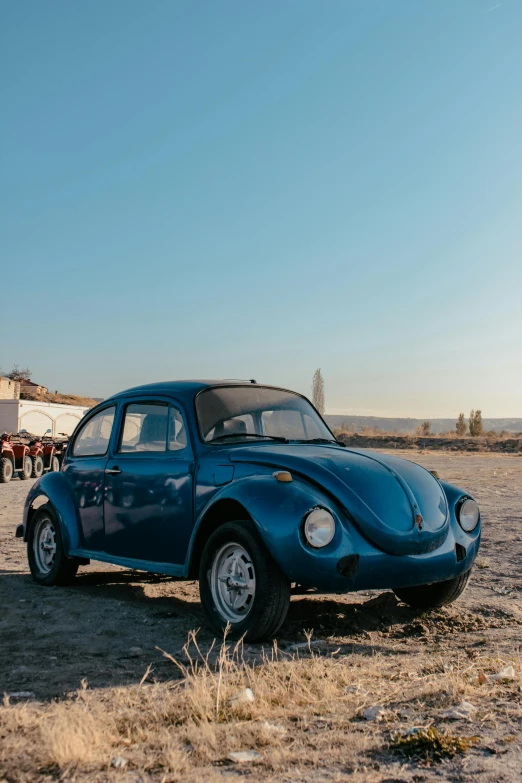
[{"left": 273, "top": 471, "right": 292, "bottom": 482}]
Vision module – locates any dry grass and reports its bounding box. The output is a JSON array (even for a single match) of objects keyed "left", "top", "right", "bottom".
[
  {"left": 334, "top": 431, "right": 522, "bottom": 453},
  {"left": 1, "top": 631, "right": 521, "bottom": 782},
  {"left": 20, "top": 390, "right": 98, "bottom": 408}
]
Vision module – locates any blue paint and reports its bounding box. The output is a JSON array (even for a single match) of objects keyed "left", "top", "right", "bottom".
[{"left": 20, "top": 381, "right": 481, "bottom": 592}]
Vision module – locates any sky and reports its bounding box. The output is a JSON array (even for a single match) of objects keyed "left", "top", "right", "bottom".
[{"left": 2, "top": 0, "right": 521, "bottom": 418}]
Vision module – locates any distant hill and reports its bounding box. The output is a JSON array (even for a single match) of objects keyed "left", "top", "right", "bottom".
[
  {"left": 325, "top": 414, "right": 522, "bottom": 435},
  {"left": 21, "top": 390, "right": 99, "bottom": 408}
]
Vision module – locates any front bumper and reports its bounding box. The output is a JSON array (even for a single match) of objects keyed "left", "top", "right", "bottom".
[{"left": 277, "top": 519, "right": 480, "bottom": 593}]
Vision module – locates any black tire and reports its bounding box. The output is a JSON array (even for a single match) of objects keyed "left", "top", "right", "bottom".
[
  {"left": 0, "top": 457, "right": 13, "bottom": 483},
  {"left": 27, "top": 504, "right": 79, "bottom": 586},
  {"left": 394, "top": 570, "right": 471, "bottom": 609},
  {"left": 31, "top": 455, "right": 44, "bottom": 478},
  {"left": 19, "top": 455, "right": 33, "bottom": 480},
  {"left": 199, "top": 520, "right": 291, "bottom": 642},
  {"left": 51, "top": 456, "right": 60, "bottom": 472}
]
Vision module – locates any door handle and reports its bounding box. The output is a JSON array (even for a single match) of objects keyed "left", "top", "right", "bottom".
[{"left": 105, "top": 467, "right": 122, "bottom": 475}]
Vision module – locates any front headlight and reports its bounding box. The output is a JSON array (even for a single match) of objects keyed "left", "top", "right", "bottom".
[
  {"left": 457, "top": 498, "right": 480, "bottom": 532},
  {"left": 303, "top": 508, "right": 335, "bottom": 548}
]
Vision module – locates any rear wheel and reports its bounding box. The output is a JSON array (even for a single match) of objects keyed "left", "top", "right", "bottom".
[
  {"left": 27, "top": 505, "right": 79, "bottom": 586},
  {"left": 394, "top": 571, "right": 471, "bottom": 609},
  {"left": 19, "top": 456, "right": 33, "bottom": 480},
  {"left": 51, "top": 456, "right": 60, "bottom": 472},
  {"left": 0, "top": 457, "right": 13, "bottom": 483},
  {"left": 199, "top": 521, "right": 290, "bottom": 642},
  {"left": 31, "top": 455, "right": 44, "bottom": 478}
]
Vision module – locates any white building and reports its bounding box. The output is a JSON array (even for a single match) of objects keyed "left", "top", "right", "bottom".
[{"left": 0, "top": 399, "right": 89, "bottom": 436}]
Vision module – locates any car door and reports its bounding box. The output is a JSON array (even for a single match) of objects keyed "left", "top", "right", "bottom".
[
  {"left": 103, "top": 400, "right": 194, "bottom": 564},
  {"left": 62, "top": 405, "right": 116, "bottom": 551}
]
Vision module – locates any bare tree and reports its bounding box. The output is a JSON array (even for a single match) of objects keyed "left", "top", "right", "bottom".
[
  {"left": 456, "top": 413, "right": 467, "bottom": 436},
  {"left": 312, "top": 369, "right": 325, "bottom": 415},
  {"left": 5, "top": 364, "right": 31, "bottom": 381}
]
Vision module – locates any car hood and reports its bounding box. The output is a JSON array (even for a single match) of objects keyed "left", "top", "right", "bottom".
[{"left": 229, "top": 444, "right": 449, "bottom": 556}]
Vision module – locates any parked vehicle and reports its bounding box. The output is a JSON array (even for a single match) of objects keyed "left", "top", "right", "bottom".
[
  {"left": 27, "top": 430, "right": 61, "bottom": 477},
  {"left": 46, "top": 434, "right": 69, "bottom": 467},
  {"left": 17, "top": 381, "right": 481, "bottom": 641},
  {"left": 1, "top": 433, "right": 32, "bottom": 482}
]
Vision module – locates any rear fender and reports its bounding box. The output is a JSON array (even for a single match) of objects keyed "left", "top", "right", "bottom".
[
  {"left": 188, "top": 474, "right": 350, "bottom": 579},
  {"left": 22, "top": 472, "right": 80, "bottom": 554}
]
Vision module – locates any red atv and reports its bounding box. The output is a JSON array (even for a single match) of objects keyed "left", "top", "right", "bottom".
[
  {"left": 0, "top": 433, "right": 33, "bottom": 483},
  {"left": 27, "top": 430, "right": 61, "bottom": 477}
]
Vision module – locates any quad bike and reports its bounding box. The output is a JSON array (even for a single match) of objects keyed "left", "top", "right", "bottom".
[
  {"left": 0, "top": 433, "right": 33, "bottom": 483},
  {"left": 28, "top": 431, "right": 61, "bottom": 477},
  {"left": 48, "top": 435, "right": 69, "bottom": 467}
]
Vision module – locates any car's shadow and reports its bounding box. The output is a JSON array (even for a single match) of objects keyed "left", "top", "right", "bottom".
[
  {"left": 72, "top": 569, "right": 419, "bottom": 642},
  {"left": 0, "top": 568, "right": 420, "bottom": 701}
]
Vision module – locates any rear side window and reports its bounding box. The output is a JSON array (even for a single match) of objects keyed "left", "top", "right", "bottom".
[
  {"left": 73, "top": 407, "right": 115, "bottom": 457},
  {"left": 119, "top": 403, "right": 168, "bottom": 453}
]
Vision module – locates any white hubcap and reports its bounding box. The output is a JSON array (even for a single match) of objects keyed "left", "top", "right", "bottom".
[
  {"left": 33, "top": 517, "right": 57, "bottom": 574},
  {"left": 210, "top": 543, "right": 256, "bottom": 623}
]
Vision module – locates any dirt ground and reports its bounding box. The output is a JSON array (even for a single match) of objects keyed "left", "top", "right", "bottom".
[{"left": 1, "top": 451, "right": 521, "bottom": 782}]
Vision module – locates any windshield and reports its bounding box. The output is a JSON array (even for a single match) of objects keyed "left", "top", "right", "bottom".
[{"left": 196, "top": 386, "right": 334, "bottom": 443}]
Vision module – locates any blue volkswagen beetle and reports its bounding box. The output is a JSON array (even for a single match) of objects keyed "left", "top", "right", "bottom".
[{"left": 17, "top": 381, "right": 481, "bottom": 641}]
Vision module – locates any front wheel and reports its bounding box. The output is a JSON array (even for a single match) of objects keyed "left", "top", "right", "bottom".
[
  {"left": 394, "top": 571, "right": 471, "bottom": 609},
  {"left": 19, "top": 456, "right": 33, "bottom": 480},
  {"left": 31, "top": 455, "right": 44, "bottom": 478},
  {"left": 51, "top": 456, "right": 60, "bottom": 472},
  {"left": 199, "top": 521, "right": 290, "bottom": 642},
  {"left": 27, "top": 504, "right": 79, "bottom": 586},
  {"left": 0, "top": 457, "right": 13, "bottom": 483}
]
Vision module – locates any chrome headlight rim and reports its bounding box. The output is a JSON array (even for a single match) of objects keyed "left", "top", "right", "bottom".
[
  {"left": 457, "top": 497, "right": 480, "bottom": 533},
  {"left": 302, "top": 507, "right": 336, "bottom": 548}
]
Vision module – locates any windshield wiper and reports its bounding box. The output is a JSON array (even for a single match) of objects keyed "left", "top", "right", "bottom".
[
  {"left": 209, "top": 433, "right": 289, "bottom": 444},
  {"left": 293, "top": 437, "right": 346, "bottom": 447}
]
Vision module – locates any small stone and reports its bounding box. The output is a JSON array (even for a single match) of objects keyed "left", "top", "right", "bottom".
[
  {"left": 363, "top": 705, "right": 386, "bottom": 721},
  {"left": 288, "top": 640, "right": 325, "bottom": 652},
  {"left": 227, "top": 687, "right": 255, "bottom": 706},
  {"left": 128, "top": 647, "right": 142, "bottom": 658},
  {"left": 227, "top": 750, "right": 262, "bottom": 763},
  {"left": 488, "top": 665, "right": 515, "bottom": 682},
  {"left": 112, "top": 756, "right": 129, "bottom": 769},
  {"left": 441, "top": 700, "right": 476, "bottom": 720}
]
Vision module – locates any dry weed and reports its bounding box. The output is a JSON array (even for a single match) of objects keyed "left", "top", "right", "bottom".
[
  {"left": 1, "top": 632, "right": 521, "bottom": 782},
  {"left": 40, "top": 703, "right": 114, "bottom": 767}
]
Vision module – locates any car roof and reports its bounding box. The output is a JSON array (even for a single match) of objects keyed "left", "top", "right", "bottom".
[{"left": 108, "top": 379, "right": 262, "bottom": 403}]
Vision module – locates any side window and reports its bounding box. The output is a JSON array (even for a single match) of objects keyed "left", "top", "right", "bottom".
[
  {"left": 168, "top": 406, "right": 188, "bottom": 451},
  {"left": 72, "top": 407, "right": 115, "bottom": 457},
  {"left": 119, "top": 403, "right": 168, "bottom": 453}
]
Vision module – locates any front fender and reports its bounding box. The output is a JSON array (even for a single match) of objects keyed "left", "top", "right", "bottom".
[
  {"left": 189, "top": 474, "right": 356, "bottom": 584},
  {"left": 21, "top": 472, "right": 80, "bottom": 554}
]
